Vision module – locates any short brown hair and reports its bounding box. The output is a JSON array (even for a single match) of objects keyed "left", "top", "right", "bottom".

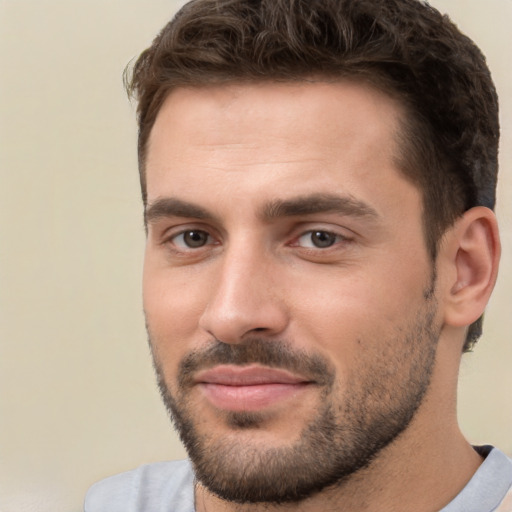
[{"left": 126, "top": 0, "right": 499, "bottom": 351}]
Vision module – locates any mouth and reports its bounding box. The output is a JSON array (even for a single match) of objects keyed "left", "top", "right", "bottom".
[{"left": 194, "top": 365, "right": 314, "bottom": 412}]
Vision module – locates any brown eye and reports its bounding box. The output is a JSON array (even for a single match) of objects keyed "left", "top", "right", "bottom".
[
  {"left": 310, "top": 231, "right": 337, "bottom": 248},
  {"left": 297, "top": 230, "right": 341, "bottom": 248},
  {"left": 173, "top": 230, "right": 211, "bottom": 248}
]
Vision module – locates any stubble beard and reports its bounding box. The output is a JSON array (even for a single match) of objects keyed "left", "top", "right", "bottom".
[{"left": 148, "top": 293, "right": 440, "bottom": 505}]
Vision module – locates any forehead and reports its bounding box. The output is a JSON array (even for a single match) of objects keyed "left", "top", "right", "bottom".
[
  {"left": 145, "top": 80, "right": 414, "bottom": 214},
  {"left": 148, "top": 80, "right": 404, "bottom": 154}
]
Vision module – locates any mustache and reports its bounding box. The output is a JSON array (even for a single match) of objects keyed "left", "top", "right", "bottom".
[{"left": 176, "top": 338, "right": 335, "bottom": 388}]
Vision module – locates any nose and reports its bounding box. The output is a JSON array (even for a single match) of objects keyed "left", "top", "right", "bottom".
[{"left": 198, "top": 246, "right": 289, "bottom": 344}]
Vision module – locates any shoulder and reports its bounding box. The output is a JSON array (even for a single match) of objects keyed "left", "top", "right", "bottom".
[
  {"left": 441, "top": 446, "right": 512, "bottom": 512},
  {"left": 491, "top": 448, "right": 512, "bottom": 512},
  {"left": 84, "top": 459, "right": 195, "bottom": 512}
]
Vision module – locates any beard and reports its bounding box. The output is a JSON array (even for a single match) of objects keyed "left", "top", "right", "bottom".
[{"left": 148, "top": 291, "right": 440, "bottom": 505}]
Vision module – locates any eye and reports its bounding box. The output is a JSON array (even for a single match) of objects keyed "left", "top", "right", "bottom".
[
  {"left": 171, "top": 230, "right": 213, "bottom": 249},
  {"left": 296, "top": 230, "right": 345, "bottom": 249}
]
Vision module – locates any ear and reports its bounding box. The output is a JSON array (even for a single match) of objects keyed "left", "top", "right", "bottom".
[{"left": 441, "top": 206, "right": 500, "bottom": 328}]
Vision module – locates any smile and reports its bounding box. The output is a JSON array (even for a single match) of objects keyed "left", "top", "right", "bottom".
[{"left": 194, "top": 365, "right": 313, "bottom": 411}]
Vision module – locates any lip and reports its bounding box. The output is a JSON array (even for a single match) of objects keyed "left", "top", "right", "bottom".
[{"left": 195, "top": 365, "right": 313, "bottom": 412}]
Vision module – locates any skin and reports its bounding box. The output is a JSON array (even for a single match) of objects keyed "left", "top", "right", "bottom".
[{"left": 143, "top": 81, "right": 500, "bottom": 512}]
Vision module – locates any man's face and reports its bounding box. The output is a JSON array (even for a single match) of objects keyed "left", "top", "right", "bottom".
[{"left": 143, "top": 81, "right": 441, "bottom": 503}]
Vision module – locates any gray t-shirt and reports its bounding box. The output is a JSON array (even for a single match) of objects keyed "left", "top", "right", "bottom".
[{"left": 84, "top": 446, "right": 512, "bottom": 512}]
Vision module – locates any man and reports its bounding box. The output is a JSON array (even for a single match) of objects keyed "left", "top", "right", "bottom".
[{"left": 85, "top": 0, "right": 511, "bottom": 510}]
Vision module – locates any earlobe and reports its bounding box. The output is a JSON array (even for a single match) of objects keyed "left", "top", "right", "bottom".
[{"left": 443, "top": 207, "right": 500, "bottom": 328}]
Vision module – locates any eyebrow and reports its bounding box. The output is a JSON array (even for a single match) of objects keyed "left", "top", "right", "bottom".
[
  {"left": 145, "top": 193, "right": 379, "bottom": 226},
  {"left": 145, "top": 198, "right": 218, "bottom": 226},
  {"left": 260, "top": 193, "right": 379, "bottom": 221}
]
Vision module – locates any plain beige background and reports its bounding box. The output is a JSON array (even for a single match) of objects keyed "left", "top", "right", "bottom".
[{"left": 1, "top": 1, "right": 511, "bottom": 511}]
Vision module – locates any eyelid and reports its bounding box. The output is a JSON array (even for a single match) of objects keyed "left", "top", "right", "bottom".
[
  {"left": 288, "top": 224, "right": 354, "bottom": 247},
  {"left": 296, "top": 230, "right": 348, "bottom": 248},
  {"left": 172, "top": 230, "right": 213, "bottom": 249},
  {"left": 160, "top": 223, "right": 220, "bottom": 249}
]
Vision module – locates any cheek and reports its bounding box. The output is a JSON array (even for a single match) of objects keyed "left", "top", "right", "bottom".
[
  {"left": 143, "top": 260, "right": 209, "bottom": 366},
  {"left": 286, "top": 266, "right": 428, "bottom": 363}
]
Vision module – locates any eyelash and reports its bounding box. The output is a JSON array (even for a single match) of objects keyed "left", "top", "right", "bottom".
[
  {"left": 165, "top": 229, "right": 217, "bottom": 251},
  {"left": 291, "top": 230, "right": 350, "bottom": 250},
  {"left": 163, "top": 227, "right": 351, "bottom": 254}
]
